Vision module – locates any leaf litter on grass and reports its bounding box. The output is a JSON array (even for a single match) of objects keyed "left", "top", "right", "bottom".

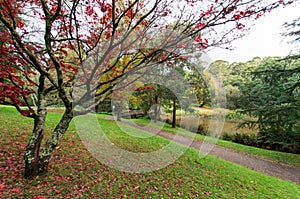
[{"left": 0, "top": 106, "right": 299, "bottom": 198}]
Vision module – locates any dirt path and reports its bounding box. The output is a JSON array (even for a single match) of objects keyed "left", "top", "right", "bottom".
[{"left": 115, "top": 119, "right": 300, "bottom": 185}]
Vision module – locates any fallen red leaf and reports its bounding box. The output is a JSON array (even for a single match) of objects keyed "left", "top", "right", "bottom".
[
  {"left": 11, "top": 187, "right": 22, "bottom": 194},
  {"left": 0, "top": 183, "right": 5, "bottom": 192},
  {"left": 34, "top": 196, "right": 45, "bottom": 199}
]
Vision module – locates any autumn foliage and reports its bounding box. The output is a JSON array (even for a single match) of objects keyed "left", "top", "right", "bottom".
[{"left": 0, "top": 0, "right": 294, "bottom": 178}]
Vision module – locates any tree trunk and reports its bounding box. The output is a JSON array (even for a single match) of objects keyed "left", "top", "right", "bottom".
[
  {"left": 154, "top": 95, "right": 159, "bottom": 123},
  {"left": 24, "top": 99, "right": 47, "bottom": 178},
  {"left": 24, "top": 108, "right": 73, "bottom": 179},
  {"left": 117, "top": 110, "right": 121, "bottom": 121},
  {"left": 172, "top": 98, "right": 176, "bottom": 128},
  {"left": 116, "top": 103, "right": 122, "bottom": 121}
]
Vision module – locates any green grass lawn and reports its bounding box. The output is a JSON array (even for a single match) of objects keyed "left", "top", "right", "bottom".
[
  {"left": 130, "top": 117, "right": 300, "bottom": 168},
  {"left": 0, "top": 105, "right": 299, "bottom": 198}
]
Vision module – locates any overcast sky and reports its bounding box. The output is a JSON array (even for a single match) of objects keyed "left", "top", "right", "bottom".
[{"left": 208, "top": 2, "right": 300, "bottom": 63}]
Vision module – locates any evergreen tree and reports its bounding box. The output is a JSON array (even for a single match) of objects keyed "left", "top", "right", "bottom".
[{"left": 239, "top": 57, "right": 300, "bottom": 153}]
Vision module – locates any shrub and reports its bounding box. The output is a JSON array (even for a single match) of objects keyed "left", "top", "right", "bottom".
[
  {"left": 221, "top": 132, "right": 234, "bottom": 141},
  {"left": 256, "top": 131, "right": 300, "bottom": 154},
  {"left": 221, "top": 131, "right": 300, "bottom": 154},
  {"left": 221, "top": 132, "right": 257, "bottom": 147}
]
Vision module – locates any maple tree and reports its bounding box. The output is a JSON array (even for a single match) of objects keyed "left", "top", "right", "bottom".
[{"left": 0, "top": 0, "right": 294, "bottom": 178}]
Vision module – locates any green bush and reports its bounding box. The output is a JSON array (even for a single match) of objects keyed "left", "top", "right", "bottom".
[
  {"left": 221, "top": 131, "right": 300, "bottom": 154},
  {"left": 221, "top": 132, "right": 257, "bottom": 147},
  {"left": 221, "top": 132, "right": 234, "bottom": 141},
  {"left": 256, "top": 131, "right": 300, "bottom": 154}
]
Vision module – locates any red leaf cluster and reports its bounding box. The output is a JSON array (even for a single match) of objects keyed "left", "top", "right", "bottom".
[
  {"left": 134, "top": 85, "right": 155, "bottom": 92},
  {"left": 195, "top": 36, "right": 208, "bottom": 49}
]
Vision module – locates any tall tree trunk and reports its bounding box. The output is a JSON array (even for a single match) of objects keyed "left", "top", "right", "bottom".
[
  {"left": 39, "top": 109, "right": 73, "bottom": 170},
  {"left": 24, "top": 74, "right": 47, "bottom": 179},
  {"left": 24, "top": 108, "right": 73, "bottom": 179},
  {"left": 24, "top": 100, "right": 47, "bottom": 178},
  {"left": 172, "top": 98, "right": 176, "bottom": 128}
]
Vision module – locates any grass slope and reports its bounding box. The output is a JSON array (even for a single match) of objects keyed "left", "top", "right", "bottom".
[
  {"left": 0, "top": 106, "right": 299, "bottom": 198},
  {"left": 130, "top": 118, "right": 300, "bottom": 168}
]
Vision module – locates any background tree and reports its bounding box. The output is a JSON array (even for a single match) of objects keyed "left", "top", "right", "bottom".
[
  {"left": 131, "top": 84, "right": 156, "bottom": 115},
  {"left": 162, "top": 63, "right": 190, "bottom": 128},
  {"left": 187, "top": 65, "right": 211, "bottom": 108},
  {"left": 0, "top": 0, "right": 291, "bottom": 178},
  {"left": 234, "top": 17, "right": 300, "bottom": 153},
  {"left": 131, "top": 62, "right": 191, "bottom": 127},
  {"left": 238, "top": 57, "right": 300, "bottom": 153},
  {"left": 206, "top": 57, "right": 262, "bottom": 110}
]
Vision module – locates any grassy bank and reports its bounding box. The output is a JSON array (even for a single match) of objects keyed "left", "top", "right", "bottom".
[{"left": 0, "top": 105, "right": 299, "bottom": 198}]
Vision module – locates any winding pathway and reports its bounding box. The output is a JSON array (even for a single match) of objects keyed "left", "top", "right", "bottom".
[{"left": 117, "top": 119, "right": 300, "bottom": 185}]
